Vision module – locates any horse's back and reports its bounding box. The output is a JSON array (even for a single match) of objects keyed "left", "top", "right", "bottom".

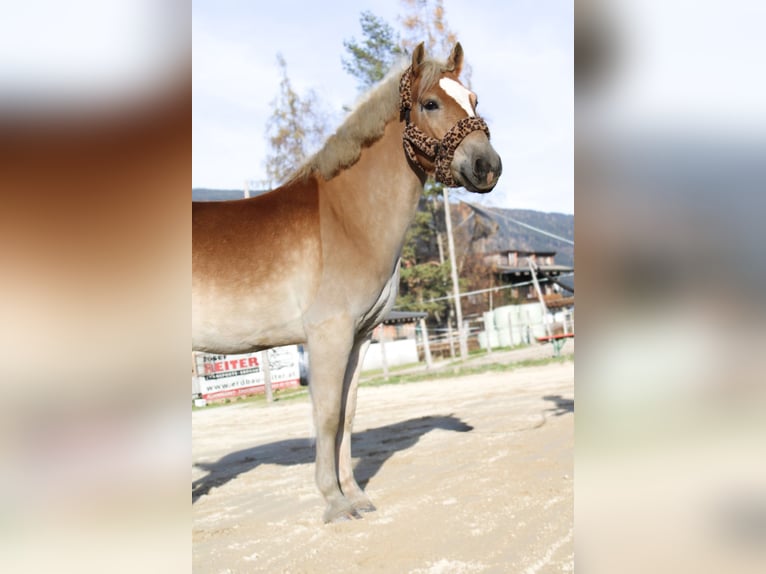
[
  {"left": 193, "top": 178, "right": 320, "bottom": 250},
  {"left": 192, "top": 179, "right": 322, "bottom": 353}
]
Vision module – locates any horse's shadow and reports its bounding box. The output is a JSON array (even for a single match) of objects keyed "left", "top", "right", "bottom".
[
  {"left": 543, "top": 394, "right": 574, "bottom": 416},
  {"left": 192, "top": 414, "right": 473, "bottom": 503}
]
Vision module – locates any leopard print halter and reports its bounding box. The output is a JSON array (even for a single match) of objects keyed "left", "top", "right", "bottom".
[{"left": 399, "top": 66, "right": 491, "bottom": 187}]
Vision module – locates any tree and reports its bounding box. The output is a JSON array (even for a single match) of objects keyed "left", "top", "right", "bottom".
[
  {"left": 396, "top": 184, "right": 452, "bottom": 321},
  {"left": 342, "top": 11, "right": 404, "bottom": 92},
  {"left": 264, "top": 54, "right": 328, "bottom": 186}
]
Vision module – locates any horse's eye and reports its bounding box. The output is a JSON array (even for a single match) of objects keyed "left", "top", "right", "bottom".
[{"left": 422, "top": 100, "right": 439, "bottom": 111}]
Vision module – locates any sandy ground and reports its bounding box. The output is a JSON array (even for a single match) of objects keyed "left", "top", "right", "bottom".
[{"left": 193, "top": 347, "right": 574, "bottom": 573}]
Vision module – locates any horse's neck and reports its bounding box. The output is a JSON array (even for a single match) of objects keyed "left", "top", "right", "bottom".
[{"left": 322, "top": 119, "right": 425, "bottom": 263}]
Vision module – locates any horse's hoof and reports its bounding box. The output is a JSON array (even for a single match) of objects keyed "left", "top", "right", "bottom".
[
  {"left": 323, "top": 503, "right": 362, "bottom": 524},
  {"left": 353, "top": 501, "right": 377, "bottom": 514},
  {"left": 346, "top": 492, "right": 376, "bottom": 514}
]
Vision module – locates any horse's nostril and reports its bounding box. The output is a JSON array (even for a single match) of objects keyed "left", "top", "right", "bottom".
[{"left": 474, "top": 157, "right": 490, "bottom": 178}]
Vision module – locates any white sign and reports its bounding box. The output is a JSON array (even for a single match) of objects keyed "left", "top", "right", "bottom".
[{"left": 194, "top": 345, "right": 301, "bottom": 400}]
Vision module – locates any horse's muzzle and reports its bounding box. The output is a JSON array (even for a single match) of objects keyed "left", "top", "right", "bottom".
[{"left": 459, "top": 151, "right": 502, "bottom": 193}]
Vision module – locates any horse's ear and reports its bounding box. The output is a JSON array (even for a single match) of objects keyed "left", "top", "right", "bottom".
[
  {"left": 448, "top": 42, "right": 464, "bottom": 76},
  {"left": 411, "top": 42, "right": 426, "bottom": 76}
]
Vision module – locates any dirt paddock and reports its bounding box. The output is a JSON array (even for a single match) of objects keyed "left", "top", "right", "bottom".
[{"left": 193, "top": 352, "right": 573, "bottom": 573}]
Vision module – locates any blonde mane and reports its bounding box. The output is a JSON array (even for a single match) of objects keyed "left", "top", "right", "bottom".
[{"left": 292, "top": 57, "right": 448, "bottom": 182}]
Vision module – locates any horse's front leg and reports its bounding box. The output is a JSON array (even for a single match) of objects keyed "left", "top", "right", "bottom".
[
  {"left": 338, "top": 337, "right": 376, "bottom": 514},
  {"left": 306, "top": 316, "right": 359, "bottom": 523}
]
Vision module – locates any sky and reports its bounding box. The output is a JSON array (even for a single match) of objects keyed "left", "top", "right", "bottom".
[{"left": 192, "top": 0, "right": 573, "bottom": 214}]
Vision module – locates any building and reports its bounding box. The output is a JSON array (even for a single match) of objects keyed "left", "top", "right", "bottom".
[{"left": 484, "top": 249, "right": 574, "bottom": 301}]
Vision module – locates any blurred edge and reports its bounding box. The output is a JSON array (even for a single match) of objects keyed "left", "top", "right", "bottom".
[
  {"left": 4, "top": 1, "right": 766, "bottom": 572},
  {"left": 0, "top": 2, "right": 190, "bottom": 572},
  {"left": 576, "top": 1, "right": 766, "bottom": 573}
]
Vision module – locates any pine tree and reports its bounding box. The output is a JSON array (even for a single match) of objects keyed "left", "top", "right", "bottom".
[{"left": 342, "top": 11, "right": 403, "bottom": 92}]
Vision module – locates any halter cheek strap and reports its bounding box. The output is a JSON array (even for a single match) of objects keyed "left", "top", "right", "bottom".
[{"left": 399, "top": 66, "right": 491, "bottom": 187}]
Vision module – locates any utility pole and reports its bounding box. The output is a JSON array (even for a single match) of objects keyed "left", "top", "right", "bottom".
[
  {"left": 436, "top": 231, "right": 455, "bottom": 360},
  {"left": 443, "top": 187, "right": 468, "bottom": 360}
]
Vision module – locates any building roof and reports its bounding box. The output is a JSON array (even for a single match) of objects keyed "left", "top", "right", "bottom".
[
  {"left": 383, "top": 311, "right": 427, "bottom": 324},
  {"left": 496, "top": 264, "right": 574, "bottom": 276},
  {"left": 488, "top": 249, "right": 558, "bottom": 257}
]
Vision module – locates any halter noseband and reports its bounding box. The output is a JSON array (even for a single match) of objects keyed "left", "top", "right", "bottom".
[{"left": 399, "top": 66, "right": 491, "bottom": 187}]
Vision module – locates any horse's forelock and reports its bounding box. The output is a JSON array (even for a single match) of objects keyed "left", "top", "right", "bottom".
[{"left": 414, "top": 59, "right": 452, "bottom": 101}]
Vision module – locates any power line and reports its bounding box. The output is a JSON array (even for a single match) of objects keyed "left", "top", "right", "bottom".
[{"left": 405, "top": 273, "right": 574, "bottom": 305}]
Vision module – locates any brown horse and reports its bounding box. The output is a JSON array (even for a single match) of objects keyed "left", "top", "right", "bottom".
[{"left": 192, "top": 42, "right": 501, "bottom": 523}]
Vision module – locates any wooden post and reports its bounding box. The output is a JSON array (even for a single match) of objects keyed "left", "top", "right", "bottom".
[
  {"left": 419, "top": 317, "right": 433, "bottom": 369},
  {"left": 260, "top": 349, "right": 273, "bottom": 403},
  {"left": 489, "top": 286, "right": 494, "bottom": 313},
  {"left": 485, "top": 311, "right": 493, "bottom": 356},
  {"left": 446, "top": 308, "right": 456, "bottom": 360},
  {"left": 191, "top": 352, "right": 201, "bottom": 400},
  {"left": 378, "top": 324, "right": 389, "bottom": 381}
]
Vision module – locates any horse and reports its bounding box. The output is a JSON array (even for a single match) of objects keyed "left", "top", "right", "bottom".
[{"left": 192, "top": 42, "right": 502, "bottom": 523}]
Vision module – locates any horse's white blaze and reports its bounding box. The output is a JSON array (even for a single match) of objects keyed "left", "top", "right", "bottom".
[{"left": 439, "top": 78, "right": 475, "bottom": 117}]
